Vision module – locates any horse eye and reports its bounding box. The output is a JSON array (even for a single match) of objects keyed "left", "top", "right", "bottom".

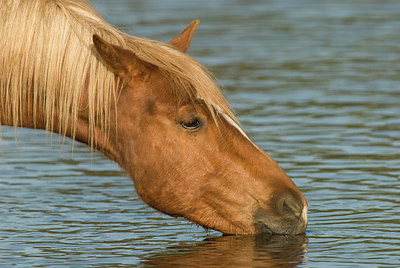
[{"left": 181, "top": 118, "right": 202, "bottom": 130}]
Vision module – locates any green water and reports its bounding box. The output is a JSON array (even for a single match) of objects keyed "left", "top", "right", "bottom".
[{"left": 1, "top": 0, "right": 399, "bottom": 266}]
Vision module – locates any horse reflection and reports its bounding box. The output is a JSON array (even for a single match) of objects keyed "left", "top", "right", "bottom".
[{"left": 142, "top": 234, "right": 308, "bottom": 267}]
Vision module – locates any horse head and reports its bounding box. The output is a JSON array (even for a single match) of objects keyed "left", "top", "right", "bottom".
[{"left": 92, "top": 21, "right": 308, "bottom": 235}]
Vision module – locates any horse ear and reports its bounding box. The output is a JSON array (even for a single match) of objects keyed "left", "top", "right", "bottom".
[
  {"left": 93, "top": 34, "right": 148, "bottom": 80},
  {"left": 168, "top": 20, "right": 200, "bottom": 53}
]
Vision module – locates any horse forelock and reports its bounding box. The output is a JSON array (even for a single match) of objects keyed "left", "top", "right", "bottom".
[{"left": 0, "top": 0, "right": 239, "bottom": 146}]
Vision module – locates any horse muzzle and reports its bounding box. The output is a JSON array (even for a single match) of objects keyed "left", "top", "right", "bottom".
[{"left": 254, "top": 195, "right": 308, "bottom": 235}]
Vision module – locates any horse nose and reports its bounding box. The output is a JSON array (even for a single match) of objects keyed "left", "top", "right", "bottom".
[
  {"left": 254, "top": 193, "right": 308, "bottom": 235},
  {"left": 280, "top": 196, "right": 303, "bottom": 219}
]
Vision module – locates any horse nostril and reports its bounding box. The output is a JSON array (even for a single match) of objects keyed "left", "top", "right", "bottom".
[{"left": 282, "top": 196, "right": 302, "bottom": 219}]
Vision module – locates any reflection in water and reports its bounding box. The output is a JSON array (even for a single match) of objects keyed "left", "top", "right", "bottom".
[{"left": 142, "top": 234, "right": 308, "bottom": 267}]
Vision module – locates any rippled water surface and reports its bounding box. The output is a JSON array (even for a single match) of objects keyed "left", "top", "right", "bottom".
[{"left": 1, "top": 0, "right": 400, "bottom": 267}]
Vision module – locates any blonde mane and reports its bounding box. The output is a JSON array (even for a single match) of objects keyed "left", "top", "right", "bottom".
[{"left": 0, "top": 0, "right": 236, "bottom": 146}]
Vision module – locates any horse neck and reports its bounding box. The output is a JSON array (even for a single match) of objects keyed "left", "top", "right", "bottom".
[
  {"left": 0, "top": 93, "right": 46, "bottom": 130},
  {"left": 0, "top": 92, "right": 119, "bottom": 163}
]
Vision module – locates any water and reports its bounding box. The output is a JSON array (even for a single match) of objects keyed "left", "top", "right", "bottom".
[{"left": 1, "top": 0, "right": 400, "bottom": 266}]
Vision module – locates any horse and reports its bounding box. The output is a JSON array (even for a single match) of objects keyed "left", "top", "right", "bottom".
[
  {"left": 143, "top": 235, "right": 308, "bottom": 267},
  {"left": 0, "top": 0, "right": 308, "bottom": 235}
]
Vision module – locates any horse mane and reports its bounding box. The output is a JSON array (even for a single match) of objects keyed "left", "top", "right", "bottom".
[{"left": 0, "top": 0, "right": 237, "bottom": 147}]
